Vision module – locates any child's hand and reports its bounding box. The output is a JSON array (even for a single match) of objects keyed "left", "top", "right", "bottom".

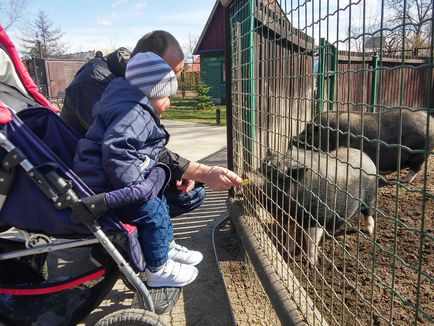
[{"left": 176, "top": 179, "right": 195, "bottom": 193}]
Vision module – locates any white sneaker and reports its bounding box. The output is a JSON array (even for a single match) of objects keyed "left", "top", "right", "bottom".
[
  {"left": 168, "top": 243, "right": 203, "bottom": 266},
  {"left": 145, "top": 259, "right": 198, "bottom": 288}
]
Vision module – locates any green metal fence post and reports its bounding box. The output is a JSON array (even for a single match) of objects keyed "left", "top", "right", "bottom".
[
  {"left": 328, "top": 43, "right": 338, "bottom": 111},
  {"left": 241, "top": 0, "right": 256, "bottom": 167},
  {"left": 248, "top": 0, "right": 256, "bottom": 141},
  {"left": 317, "top": 38, "right": 326, "bottom": 113},
  {"left": 370, "top": 51, "right": 378, "bottom": 112}
]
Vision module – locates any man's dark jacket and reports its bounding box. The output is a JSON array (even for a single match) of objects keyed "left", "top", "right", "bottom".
[
  {"left": 60, "top": 49, "right": 130, "bottom": 136},
  {"left": 60, "top": 48, "right": 190, "bottom": 182}
]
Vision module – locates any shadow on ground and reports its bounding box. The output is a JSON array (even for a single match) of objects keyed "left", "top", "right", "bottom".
[{"left": 82, "top": 148, "right": 235, "bottom": 325}]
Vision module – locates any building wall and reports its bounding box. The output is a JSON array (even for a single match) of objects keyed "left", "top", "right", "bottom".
[
  {"left": 45, "top": 60, "right": 86, "bottom": 98},
  {"left": 26, "top": 59, "right": 87, "bottom": 99},
  {"left": 198, "top": 3, "right": 225, "bottom": 51},
  {"left": 200, "top": 53, "right": 226, "bottom": 104}
]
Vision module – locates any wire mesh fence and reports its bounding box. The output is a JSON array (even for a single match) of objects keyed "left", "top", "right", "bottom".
[{"left": 227, "top": 0, "right": 433, "bottom": 324}]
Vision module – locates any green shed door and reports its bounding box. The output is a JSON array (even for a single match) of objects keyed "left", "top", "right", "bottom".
[{"left": 201, "top": 55, "right": 224, "bottom": 102}]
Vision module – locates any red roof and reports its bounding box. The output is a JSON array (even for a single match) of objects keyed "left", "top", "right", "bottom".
[{"left": 185, "top": 56, "right": 201, "bottom": 73}]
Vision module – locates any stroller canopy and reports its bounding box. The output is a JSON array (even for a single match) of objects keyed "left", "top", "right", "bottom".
[{"left": 0, "top": 25, "right": 58, "bottom": 113}]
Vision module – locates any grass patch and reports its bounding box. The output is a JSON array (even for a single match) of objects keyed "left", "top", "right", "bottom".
[
  {"left": 162, "top": 98, "right": 226, "bottom": 126},
  {"left": 55, "top": 97, "right": 226, "bottom": 126}
]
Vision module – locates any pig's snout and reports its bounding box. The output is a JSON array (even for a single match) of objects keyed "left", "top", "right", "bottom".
[{"left": 243, "top": 171, "right": 267, "bottom": 188}]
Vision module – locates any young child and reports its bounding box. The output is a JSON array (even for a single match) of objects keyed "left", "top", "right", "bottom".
[{"left": 73, "top": 52, "right": 202, "bottom": 287}]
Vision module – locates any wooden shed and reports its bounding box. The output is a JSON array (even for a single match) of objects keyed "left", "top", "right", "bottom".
[
  {"left": 194, "top": 0, "right": 226, "bottom": 104},
  {"left": 25, "top": 51, "right": 94, "bottom": 100},
  {"left": 227, "top": 0, "right": 315, "bottom": 160}
]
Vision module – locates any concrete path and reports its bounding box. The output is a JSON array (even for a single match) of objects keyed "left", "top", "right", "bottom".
[
  {"left": 82, "top": 121, "right": 234, "bottom": 325},
  {"left": 163, "top": 120, "right": 227, "bottom": 163}
]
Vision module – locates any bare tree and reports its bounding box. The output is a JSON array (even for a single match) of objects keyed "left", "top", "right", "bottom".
[
  {"left": 182, "top": 32, "right": 199, "bottom": 64},
  {"left": 0, "top": 0, "right": 27, "bottom": 30},
  {"left": 385, "top": 0, "right": 432, "bottom": 50},
  {"left": 20, "top": 10, "right": 66, "bottom": 59},
  {"left": 345, "top": 0, "right": 432, "bottom": 55},
  {"left": 106, "top": 36, "right": 120, "bottom": 52}
]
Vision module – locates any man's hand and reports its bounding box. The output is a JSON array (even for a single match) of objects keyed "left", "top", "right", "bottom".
[
  {"left": 204, "top": 166, "right": 243, "bottom": 191},
  {"left": 175, "top": 179, "right": 195, "bottom": 193},
  {"left": 183, "top": 162, "right": 242, "bottom": 191}
]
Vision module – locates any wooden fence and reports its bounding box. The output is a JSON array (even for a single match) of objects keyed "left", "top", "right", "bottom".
[{"left": 320, "top": 52, "right": 433, "bottom": 112}]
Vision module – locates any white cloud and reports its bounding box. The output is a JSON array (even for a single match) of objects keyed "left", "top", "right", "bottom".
[
  {"left": 134, "top": 1, "right": 147, "bottom": 10},
  {"left": 158, "top": 10, "right": 210, "bottom": 26},
  {"left": 111, "top": 0, "right": 128, "bottom": 8},
  {"left": 129, "top": 11, "right": 144, "bottom": 17},
  {"left": 97, "top": 20, "right": 112, "bottom": 26}
]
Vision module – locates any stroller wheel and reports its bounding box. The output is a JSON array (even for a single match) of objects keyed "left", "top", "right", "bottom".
[
  {"left": 121, "top": 272, "right": 181, "bottom": 315},
  {"left": 94, "top": 308, "right": 166, "bottom": 326},
  {"left": 132, "top": 286, "right": 181, "bottom": 315}
]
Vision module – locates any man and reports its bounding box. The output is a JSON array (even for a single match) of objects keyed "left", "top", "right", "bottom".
[
  {"left": 94, "top": 50, "right": 104, "bottom": 59},
  {"left": 61, "top": 30, "right": 241, "bottom": 314},
  {"left": 61, "top": 30, "right": 241, "bottom": 218}
]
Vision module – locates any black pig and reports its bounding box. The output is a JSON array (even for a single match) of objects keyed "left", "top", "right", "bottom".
[
  {"left": 296, "top": 110, "right": 434, "bottom": 183},
  {"left": 246, "top": 147, "right": 377, "bottom": 267}
]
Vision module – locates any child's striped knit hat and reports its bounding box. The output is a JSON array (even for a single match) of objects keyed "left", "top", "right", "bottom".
[{"left": 125, "top": 52, "right": 178, "bottom": 98}]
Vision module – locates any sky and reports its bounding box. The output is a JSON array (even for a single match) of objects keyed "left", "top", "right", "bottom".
[
  {"left": 6, "top": 0, "right": 217, "bottom": 56},
  {"left": 4, "top": 0, "right": 383, "bottom": 57},
  {"left": 287, "top": 0, "right": 381, "bottom": 49}
]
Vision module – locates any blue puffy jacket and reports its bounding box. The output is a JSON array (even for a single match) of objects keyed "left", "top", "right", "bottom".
[{"left": 73, "top": 77, "right": 170, "bottom": 193}]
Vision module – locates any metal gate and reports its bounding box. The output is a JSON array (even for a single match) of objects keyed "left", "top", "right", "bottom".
[{"left": 225, "top": 0, "right": 433, "bottom": 325}]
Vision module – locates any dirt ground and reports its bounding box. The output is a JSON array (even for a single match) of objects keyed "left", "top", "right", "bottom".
[
  {"left": 219, "top": 156, "right": 433, "bottom": 325},
  {"left": 303, "top": 156, "right": 434, "bottom": 325}
]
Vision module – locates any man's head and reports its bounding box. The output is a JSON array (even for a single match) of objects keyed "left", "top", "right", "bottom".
[
  {"left": 106, "top": 47, "right": 131, "bottom": 76},
  {"left": 132, "top": 30, "right": 184, "bottom": 78},
  {"left": 125, "top": 52, "right": 178, "bottom": 116}
]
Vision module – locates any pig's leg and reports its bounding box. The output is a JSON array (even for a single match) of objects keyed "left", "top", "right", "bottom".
[
  {"left": 361, "top": 201, "right": 376, "bottom": 235},
  {"left": 363, "top": 215, "right": 375, "bottom": 235},
  {"left": 402, "top": 154, "right": 424, "bottom": 183},
  {"left": 400, "top": 169, "right": 418, "bottom": 184},
  {"left": 304, "top": 226, "right": 324, "bottom": 267}
]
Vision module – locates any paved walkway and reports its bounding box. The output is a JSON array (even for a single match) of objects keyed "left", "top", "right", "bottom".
[
  {"left": 162, "top": 120, "right": 227, "bottom": 163},
  {"left": 82, "top": 121, "right": 234, "bottom": 325}
]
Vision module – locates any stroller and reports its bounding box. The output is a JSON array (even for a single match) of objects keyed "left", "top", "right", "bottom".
[{"left": 0, "top": 26, "right": 180, "bottom": 325}]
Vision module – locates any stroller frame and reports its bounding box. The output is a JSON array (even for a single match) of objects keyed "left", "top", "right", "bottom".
[{"left": 0, "top": 25, "right": 180, "bottom": 325}]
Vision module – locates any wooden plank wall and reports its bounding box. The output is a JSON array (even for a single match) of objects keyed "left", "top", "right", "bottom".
[
  {"left": 255, "top": 27, "right": 314, "bottom": 160},
  {"left": 332, "top": 57, "right": 433, "bottom": 112}
]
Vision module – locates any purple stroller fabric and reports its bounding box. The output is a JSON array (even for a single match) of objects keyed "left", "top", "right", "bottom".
[{"left": 0, "top": 107, "right": 145, "bottom": 271}]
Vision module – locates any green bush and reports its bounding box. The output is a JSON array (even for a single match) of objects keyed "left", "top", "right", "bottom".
[{"left": 195, "top": 81, "right": 214, "bottom": 110}]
